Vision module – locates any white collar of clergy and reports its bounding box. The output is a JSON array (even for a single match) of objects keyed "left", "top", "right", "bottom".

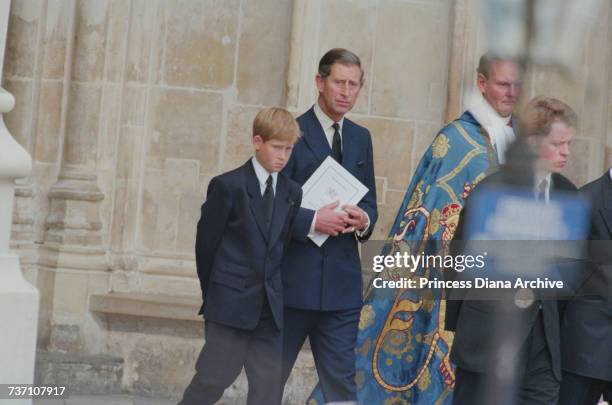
[{"left": 468, "top": 98, "right": 515, "bottom": 164}]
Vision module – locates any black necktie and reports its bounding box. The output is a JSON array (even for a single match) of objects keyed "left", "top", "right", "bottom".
[
  {"left": 263, "top": 175, "right": 274, "bottom": 230},
  {"left": 332, "top": 122, "right": 342, "bottom": 164}
]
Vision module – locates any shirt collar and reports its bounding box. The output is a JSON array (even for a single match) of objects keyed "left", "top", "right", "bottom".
[
  {"left": 609, "top": 167, "right": 612, "bottom": 181},
  {"left": 314, "top": 101, "right": 344, "bottom": 132},
  {"left": 251, "top": 156, "right": 277, "bottom": 190},
  {"left": 534, "top": 170, "right": 552, "bottom": 191}
]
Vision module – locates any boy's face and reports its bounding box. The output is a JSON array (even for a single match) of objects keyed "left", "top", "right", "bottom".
[{"left": 253, "top": 135, "right": 294, "bottom": 173}]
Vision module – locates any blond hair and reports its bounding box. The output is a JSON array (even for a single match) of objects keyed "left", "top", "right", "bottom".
[
  {"left": 518, "top": 96, "right": 578, "bottom": 138},
  {"left": 253, "top": 107, "right": 300, "bottom": 143}
]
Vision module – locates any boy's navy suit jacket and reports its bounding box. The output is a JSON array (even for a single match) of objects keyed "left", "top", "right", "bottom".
[
  {"left": 281, "top": 107, "right": 378, "bottom": 310},
  {"left": 195, "top": 159, "right": 302, "bottom": 330}
]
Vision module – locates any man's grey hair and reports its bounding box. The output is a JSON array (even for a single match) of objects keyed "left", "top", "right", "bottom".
[
  {"left": 318, "top": 48, "right": 365, "bottom": 84},
  {"left": 477, "top": 52, "right": 525, "bottom": 78}
]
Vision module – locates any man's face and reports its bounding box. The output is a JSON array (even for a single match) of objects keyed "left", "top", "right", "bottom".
[
  {"left": 253, "top": 135, "right": 294, "bottom": 173},
  {"left": 316, "top": 63, "right": 362, "bottom": 122},
  {"left": 477, "top": 60, "right": 523, "bottom": 117},
  {"left": 536, "top": 121, "right": 574, "bottom": 173}
]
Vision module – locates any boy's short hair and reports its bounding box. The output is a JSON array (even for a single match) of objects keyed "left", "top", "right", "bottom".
[
  {"left": 253, "top": 107, "right": 300, "bottom": 143},
  {"left": 518, "top": 96, "right": 578, "bottom": 138}
]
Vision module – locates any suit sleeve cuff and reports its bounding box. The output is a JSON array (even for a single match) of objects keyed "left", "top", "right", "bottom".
[
  {"left": 307, "top": 211, "right": 318, "bottom": 239},
  {"left": 292, "top": 207, "right": 315, "bottom": 241}
]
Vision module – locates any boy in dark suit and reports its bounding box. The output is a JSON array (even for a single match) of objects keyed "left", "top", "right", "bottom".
[{"left": 179, "top": 107, "right": 303, "bottom": 405}]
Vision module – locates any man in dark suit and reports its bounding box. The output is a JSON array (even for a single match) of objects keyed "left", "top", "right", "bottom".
[
  {"left": 559, "top": 168, "right": 612, "bottom": 405},
  {"left": 279, "top": 48, "right": 378, "bottom": 404},
  {"left": 179, "top": 108, "right": 302, "bottom": 405},
  {"left": 446, "top": 97, "right": 579, "bottom": 405}
]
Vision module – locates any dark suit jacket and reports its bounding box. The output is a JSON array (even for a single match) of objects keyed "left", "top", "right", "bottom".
[
  {"left": 561, "top": 171, "right": 612, "bottom": 381},
  {"left": 195, "top": 159, "right": 302, "bottom": 330},
  {"left": 281, "top": 107, "right": 378, "bottom": 310},
  {"left": 445, "top": 169, "right": 576, "bottom": 380}
]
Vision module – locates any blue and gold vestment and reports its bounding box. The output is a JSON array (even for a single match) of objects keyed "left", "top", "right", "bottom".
[{"left": 309, "top": 111, "right": 497, "bottom": 404}]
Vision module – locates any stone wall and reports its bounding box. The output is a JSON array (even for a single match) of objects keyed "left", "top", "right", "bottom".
[
  {"left": 4, "top": 0, "right": 612, "bottom": 401},
  {"left": 4, "top": 0, "right": 296, "bottom": 399}
]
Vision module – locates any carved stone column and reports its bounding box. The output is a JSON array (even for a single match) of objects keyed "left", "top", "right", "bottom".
[
  {"left": 445, "top": 0, "right": 486, "bottom": 123},
  {"left": 46, "top": 172, "right": 104, "bottom": 247},
  {"left": 284, "top": 0, "right": 322, "bottom": 112},
  {"left": 0, "top": 1, "right": 39, "bottom": 400},
  {"left": 39, "top": 0, "right": 107, "bottom": 354},
  {"left": 41, "top": 0, "right": 106, "bottom": 272}
]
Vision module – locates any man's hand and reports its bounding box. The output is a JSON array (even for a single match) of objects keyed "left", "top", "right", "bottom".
[
  {"left": 315, "top": 201, "right": 349, "bottom": 236},
  {"left": 341, "top": 205, "right": 368, "bottom": 234}
]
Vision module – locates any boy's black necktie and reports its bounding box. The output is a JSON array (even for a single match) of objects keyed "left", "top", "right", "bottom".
[
  {"left": 332, "top": 122, "right": 342, "bottom": 163},
  {"left": 263, "top": 175, "right": 274, "bottom": 231}
]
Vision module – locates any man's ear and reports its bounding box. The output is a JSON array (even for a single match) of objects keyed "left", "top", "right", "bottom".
[
  {"left": 315, "top": 74, "right": 325, "bottom": 93},
  {"left": 253, "top": 134, "right": 263, "bottom": 151},
  {"left": 476, "top": 73, "right": 487, "bottom": 94}
]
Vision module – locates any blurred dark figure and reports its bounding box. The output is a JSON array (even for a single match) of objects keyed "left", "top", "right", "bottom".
[
  {"left": 559, "top": 168, "right": 612, "bottom": 405},
  {"left": 446, "top": 96, "right": 579, "bottom": 405}
]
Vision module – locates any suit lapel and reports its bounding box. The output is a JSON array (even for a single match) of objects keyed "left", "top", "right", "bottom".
[
  {"left": 550, "top": 173, "right": 574, "bottom": 194},
  {"left": 302, "top": 108, "right": 332, "bottom": 165},
  {"left": 268, "top": 176, "right": 292, "bottom": 246},
  {"left": 341, "top": 121, "right": 357, "bottom": 170},
  {"left": 302, "top": 107, "right": 359, "bottom": 172},
  {"left": 245, "top": 161, "right": 269, "bottom": 242}
]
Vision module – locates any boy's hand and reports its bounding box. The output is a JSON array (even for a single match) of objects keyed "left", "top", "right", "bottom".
[
  {"left": 341, "top": 205, "right": 368, "bottom": 234},
  {"left": 315, "top": 201, "right": 349, "bottom": 236}
]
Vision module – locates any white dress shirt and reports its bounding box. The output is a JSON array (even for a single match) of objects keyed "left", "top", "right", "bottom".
[
  {"left": 314, "top": 101, "right": 345, "bottom": 149},
  {"left": 534, "top": 171, "right": 552, "bottom": 204}
]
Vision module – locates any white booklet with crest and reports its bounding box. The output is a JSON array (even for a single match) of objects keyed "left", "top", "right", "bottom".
[{"left": 301, "top": 156, "right": 369, "bottom": 246}]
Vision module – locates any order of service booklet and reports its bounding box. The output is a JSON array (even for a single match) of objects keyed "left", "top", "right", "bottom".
[{"left": 301, "top": 156, "right": 369, "bottom": 246}]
